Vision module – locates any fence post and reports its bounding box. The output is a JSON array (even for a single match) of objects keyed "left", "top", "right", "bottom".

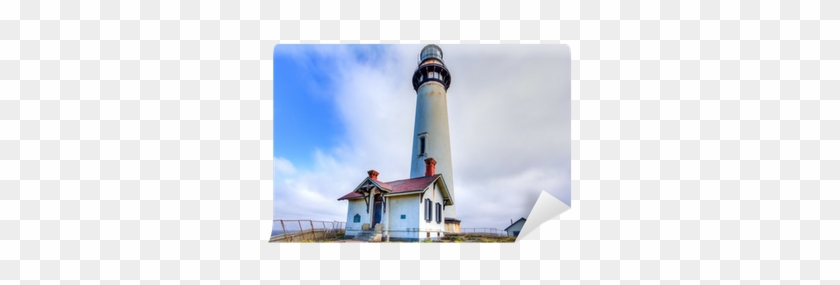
[
  {"left": 299, "top": 221, "right": 305, "bottom": 240},
  {"left": 280, "top": 220, "right": 286, "bottom": 235},
  {"left": 310, "top": 220, "right": 315, "bottom": 239}
]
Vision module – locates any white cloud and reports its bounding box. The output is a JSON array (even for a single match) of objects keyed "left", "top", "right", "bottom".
[
  {"left": 274, "top": 45, "right": 571, "bottom": 231},
  {"left": 273, "top": 157, "right": 296, "bottom": 175}
]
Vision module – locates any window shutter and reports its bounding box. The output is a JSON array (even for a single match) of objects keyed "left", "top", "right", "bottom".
[
  {"left": 435, "top": 203, "right": 441, "bottom": 224},
  {"left": 428, "top": 199, "right": 433, "bottom": 222},
  {"left": 424, "top": 199, "right": 431, "bottom": 222},
  {"left": 427, "top": 200, "right": 432, "bottom": 221},
  {"left": 429, "top": 200, "right": 433, "bottom": 222}
]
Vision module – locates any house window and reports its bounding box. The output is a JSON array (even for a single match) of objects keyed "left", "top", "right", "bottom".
[
  {"left": 424, "top": 199, "right": 432, "bottom": 222},
  {"left": 400, "top": 214, "right": 406, "bottom": 220},
  {"left": 435, "top": 203, "right": 442, "bottom": 224},
  {"left": 353, "top": 214, "right": 360, "bottom": 223}
]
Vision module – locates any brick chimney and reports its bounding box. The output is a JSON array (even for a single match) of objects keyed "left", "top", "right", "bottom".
[
  {"left": 424, "top": 158, "right": 437, "bottom": 176},
  {"left": 367, "top": 170, "right": 379, "bottom": 180}
]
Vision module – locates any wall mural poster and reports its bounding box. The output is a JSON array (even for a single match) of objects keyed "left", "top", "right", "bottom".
[{"left": 271, "top": 44, "right": 571, "bottom": 243}]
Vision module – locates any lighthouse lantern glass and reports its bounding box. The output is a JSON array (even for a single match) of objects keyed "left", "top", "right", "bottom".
[{"left": 420, "top": 46, "right": 443, "bottom": 62}]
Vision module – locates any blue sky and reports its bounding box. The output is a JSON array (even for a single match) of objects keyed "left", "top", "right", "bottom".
[
  {"left": 273, "top": 45, "right": 571, "bottom": 231},
  {"left": 273, "top": 48, "right": 343, "bottom": 168},
  {"left": 273, "top": 45, "right": 405, "bottom": 169}
]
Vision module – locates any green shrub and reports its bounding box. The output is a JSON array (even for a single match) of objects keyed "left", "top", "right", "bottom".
[
  {"left": 499, "top": 237, "right": 516, "bottom": 242},
  {"left": 445, "top": 236, "right": 465, "bottom": 242}
]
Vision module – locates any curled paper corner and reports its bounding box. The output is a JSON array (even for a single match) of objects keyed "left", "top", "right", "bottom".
[{"left": 515, "top": 190, "right": 571, "bottom": 242}]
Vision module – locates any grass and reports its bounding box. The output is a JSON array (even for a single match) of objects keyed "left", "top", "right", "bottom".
[
  {"left": 335, "top": 230, "right": 346, "bottom": 239},
  {"left": 285, "top": 230, "right": 514, "bottom": 243},
  {"left": 443, "top": 235, "right": 466, "bottom": 242},
  {"left": 443, "top": 234, "right": 515, "bottom": 243},
  {"left": 293, "top": 230, "right": 348, "bottom": 243}
]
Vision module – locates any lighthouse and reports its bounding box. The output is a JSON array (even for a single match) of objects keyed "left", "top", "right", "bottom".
[
  {"left": 409, "top": 45, "right": 457, "bottom": 220},
  {"left": 336, "top": 45, "right": 459, "bottom": 241}
]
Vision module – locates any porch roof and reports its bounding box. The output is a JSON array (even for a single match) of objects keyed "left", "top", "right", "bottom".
[{"left": 337, "top": 174, "right": 442, "bottom": 200}]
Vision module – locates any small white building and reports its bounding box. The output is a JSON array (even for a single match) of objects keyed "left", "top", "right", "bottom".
[
  {"left": 338, "top": 158, "right": 454, "bottom": 242},
  {"left": 504, "top": 217, "right": 527, "bottom": 237}
]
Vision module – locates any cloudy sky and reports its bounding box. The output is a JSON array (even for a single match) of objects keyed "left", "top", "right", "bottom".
[{"left": 273, "top": 44, "right": 570, "bottom": 231}]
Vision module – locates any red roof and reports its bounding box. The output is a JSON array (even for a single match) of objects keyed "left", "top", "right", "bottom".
[{"left": 337, "top": 174, "right": 441, "bottom": 200}]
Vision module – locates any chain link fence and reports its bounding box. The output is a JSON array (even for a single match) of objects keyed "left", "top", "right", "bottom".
[
  {"left": 459, "top": 228, "right": 507, "bottom": 236},
  {"left": 269, "top": 220, "right": 346, "bottom": 242}
]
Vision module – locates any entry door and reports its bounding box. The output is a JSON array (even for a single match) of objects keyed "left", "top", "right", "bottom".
[{"left": 373, "top": 201, "right": 382, "bottom": 228}]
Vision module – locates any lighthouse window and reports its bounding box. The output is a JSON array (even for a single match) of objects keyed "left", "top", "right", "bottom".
[{"left": 419, "top": 136, "right": 426, "bottom": 156}]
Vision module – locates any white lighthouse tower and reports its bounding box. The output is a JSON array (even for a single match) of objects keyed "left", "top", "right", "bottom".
[{"left": 409, "top": 45, "right": 458, "bottom": 222}]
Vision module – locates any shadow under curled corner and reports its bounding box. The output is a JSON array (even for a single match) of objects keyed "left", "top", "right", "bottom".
[{"left": 515, "top": 190, "right": 571, "bottom": 242}]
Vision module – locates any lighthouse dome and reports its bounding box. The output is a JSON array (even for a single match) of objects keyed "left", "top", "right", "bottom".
[{"left": 420, "top": 44, "right": 443, "bottom": 62}]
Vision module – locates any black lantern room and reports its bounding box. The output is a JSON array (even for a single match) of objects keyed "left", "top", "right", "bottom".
[{"left": 412, "top": 44, "right": 452, "bottom": 91}]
